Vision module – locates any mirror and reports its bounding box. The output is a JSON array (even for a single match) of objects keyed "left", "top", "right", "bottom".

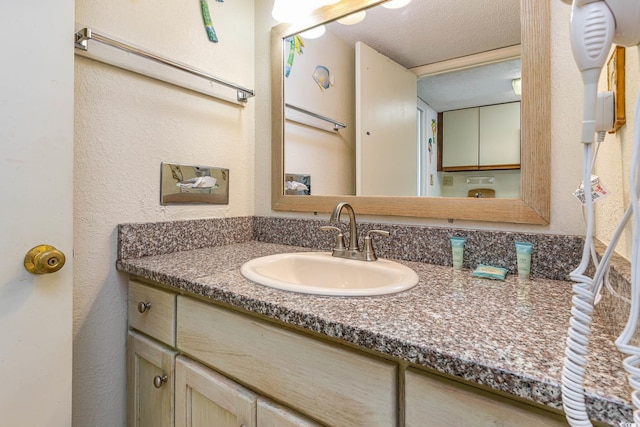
[{"left": 271, "top": 0, "right": 550, "bottom": 224}]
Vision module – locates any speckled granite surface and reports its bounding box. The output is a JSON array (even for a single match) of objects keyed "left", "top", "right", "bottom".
[
  {"left": 118, "top": 216, "right": 584, "bottom": 280},
  {"left": 117, "top": 240, "right": 633, "bottom": 426},
  {"left": 118, "top": 217, "right": 253, "bottom": 259},
  {"left": 253, "top": 217, "right": 584, "bottom": 281}
]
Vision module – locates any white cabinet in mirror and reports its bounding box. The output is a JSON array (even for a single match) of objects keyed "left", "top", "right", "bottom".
[{"left": 439, "top": 102, "right": 521, "bottom": 199}]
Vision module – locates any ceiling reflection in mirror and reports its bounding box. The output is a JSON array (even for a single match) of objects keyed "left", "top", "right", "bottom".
[{"left": 283, "top": 0, "right": 522, "bottom": 199}]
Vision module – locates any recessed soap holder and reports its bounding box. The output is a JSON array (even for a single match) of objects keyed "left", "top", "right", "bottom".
[
  {"left": 160, "top": 162, "right": 229, "bottom": 205},
  {"left": 285, "top": 173, "right": 311, "bottom": 195}
]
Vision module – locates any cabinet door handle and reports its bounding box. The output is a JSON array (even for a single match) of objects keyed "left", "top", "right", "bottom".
[
  {"left": 137, "top": 301, "right": 152, "bottom": 313},
  {"left": 153, "top": 374, "right": 168, "bottom": 388}
]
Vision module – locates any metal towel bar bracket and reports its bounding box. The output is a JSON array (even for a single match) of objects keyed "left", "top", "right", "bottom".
[
  {"left": 74, "top": 27, "right": 255, "bottom": 103},
  {"left": 285, "top": 103, "right": 347, "bottom": 131}
]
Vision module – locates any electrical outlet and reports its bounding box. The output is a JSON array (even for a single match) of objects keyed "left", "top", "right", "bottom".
[{"left": 443, "top": 176, "right": 454, "bottom": 187}]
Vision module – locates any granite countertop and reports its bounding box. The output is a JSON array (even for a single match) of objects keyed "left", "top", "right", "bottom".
[{"left": 116, "top": 241, "right": 633, "bottom": 425}]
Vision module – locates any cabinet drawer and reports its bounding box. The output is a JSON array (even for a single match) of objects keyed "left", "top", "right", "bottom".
[
  {"left": 129, "top": 280, "right": 176, "bottom": 346},
  {"left": 177, "top": 296, "right": 398, "bottom": 427},
  {"left": 405, "top": 368, "right": 568, "bottom": 427}
]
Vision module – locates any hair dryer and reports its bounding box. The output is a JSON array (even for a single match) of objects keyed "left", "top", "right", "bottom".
[
  {"left": 563, "top": 1, "right": 640, "bottom": 426},
  {"left": 569, "top": 0, "right": 640, "bottom": 144}
]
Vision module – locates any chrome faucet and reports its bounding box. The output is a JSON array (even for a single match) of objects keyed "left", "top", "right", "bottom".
[
  {"left": 321, "top": 202, "right": 389, "bottom": 261},
  {"left": 330, "top": 202, "right": 359, "bottom": 251}
]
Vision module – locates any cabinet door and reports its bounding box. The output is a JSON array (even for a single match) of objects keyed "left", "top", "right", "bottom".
[
  {"left": 175, "top": 356, "right": 257, "bottom": 427},
  {"left": 405, "top": 368, "right": 568, "bottom": 427},
  {"left": 442, "top": 107, "right": 479, "bottom": 170},
  {"left": 479, "top": 102, "right": 521, "bottom": 168},
  {"left": 128, "top": 330, "right": 177, "bottom": 427},
  {"left": 257, "top": 398, "right": 323, "bottom": 427},
  {"left": 177, "top": 296, "right": 398, "bottom": 427}
]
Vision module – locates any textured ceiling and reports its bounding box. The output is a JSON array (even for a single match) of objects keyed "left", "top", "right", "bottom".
[
  {"left": 418, "top": 58, "right": 522, "bottom": 111},
  {"left": 323, "top": 0, "right": 522, "bottom": 111}
]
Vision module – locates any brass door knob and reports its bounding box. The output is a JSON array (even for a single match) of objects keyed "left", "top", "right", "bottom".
[{"left": 24, "top": 245, "right": 66, "bottom": 274}]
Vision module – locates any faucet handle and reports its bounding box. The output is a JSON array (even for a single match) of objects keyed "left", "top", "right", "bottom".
[
  {"left": 320, "top": 226, "right": 346, "bottom": 251},
  {"left": 363, "top": 230, "right": 390, "bottom": 261},
  {"left": 366, "top": 230, "right": 390, "bottom": 239}
]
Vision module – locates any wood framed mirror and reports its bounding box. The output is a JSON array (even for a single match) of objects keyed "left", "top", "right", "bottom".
[{"left": 271, "top": 0, "right": 550, "bottom": 224}]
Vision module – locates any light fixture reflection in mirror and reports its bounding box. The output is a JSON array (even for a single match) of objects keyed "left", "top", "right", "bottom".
[
  {"left": 299, "top": 25, "right": 326, "bottom": 39},
  {"left": 271, "top": 0, "right": 550, "bottom": 224},
  {"left": 337, "top": 10, "right": 367, "bottom": 25}
]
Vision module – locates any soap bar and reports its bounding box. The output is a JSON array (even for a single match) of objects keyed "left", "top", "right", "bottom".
[{"left": 472, "top": 264, "right": 508, "bottom": 281}]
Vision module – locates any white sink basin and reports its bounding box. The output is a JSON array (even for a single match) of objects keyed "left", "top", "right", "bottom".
[{"left": 240, "top": 252, "right": 419, "bottom": 296}]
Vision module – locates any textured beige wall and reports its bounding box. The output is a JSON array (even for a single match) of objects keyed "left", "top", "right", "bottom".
[
  {"left": 255, "top": 2, "right": 590, "bottom": 235},
  {"left": 71, "top": 1, "right": 637, "bottom": 424},
  {"left": 594, "top": 46, "right": 640, "bottom": 260},
  {"left": 73, "top": 0, "right": 255, "bottom": 425}
]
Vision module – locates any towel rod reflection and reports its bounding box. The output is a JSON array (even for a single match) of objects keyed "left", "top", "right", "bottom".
[
  {"left": 74, "top": 27, "right": 255, "bottom": 103},
  {"left": 285, "top": 103, "right": 347, "bottom": 131}
]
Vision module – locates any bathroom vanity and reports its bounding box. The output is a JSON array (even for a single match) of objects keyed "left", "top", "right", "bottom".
[{"left": 118, "top": 240, "right": 630, "bottom": 426}]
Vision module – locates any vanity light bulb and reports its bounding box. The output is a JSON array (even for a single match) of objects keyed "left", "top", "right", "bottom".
[
  {"left": 381, "top": 0, "right": 412, "bottom": 9},
  {"left": 299, "top": 25, "right": 326, "bottom": 39},
  {"left": 271, "top": 0, "right": 298, "bottom": 23}
]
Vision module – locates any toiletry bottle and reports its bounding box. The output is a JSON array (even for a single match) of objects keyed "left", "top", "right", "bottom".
[
  {"left": 515, "top": 242, "right": 532, "bottom": 279},
  {"left": 450, "top": 237, "right": 466, "bottom": 270}
]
